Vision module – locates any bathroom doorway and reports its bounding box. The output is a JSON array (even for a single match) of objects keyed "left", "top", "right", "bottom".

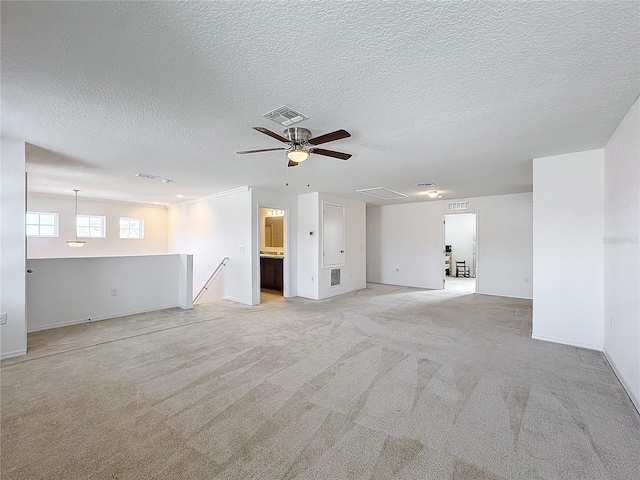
[
  {"left": 443, "top": 213, "right": 477, "bottom": 293},
  {"left": 259, "top": 207, "right": 285, "bottom": 300}
]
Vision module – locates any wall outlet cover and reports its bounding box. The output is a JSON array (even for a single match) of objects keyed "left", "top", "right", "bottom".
[{"left": 0, "top": 313, "right": 7, "bottom": 325}]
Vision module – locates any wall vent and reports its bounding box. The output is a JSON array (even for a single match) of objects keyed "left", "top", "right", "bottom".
[
  {"left": 263, "top": 105, "right": 308, "bottom": 126},
  {"left": 330, "top": 268, "right": 341, "bottom": 287},
  {"left": 448, "top": 201, "right": 470, "bottom": 210}
]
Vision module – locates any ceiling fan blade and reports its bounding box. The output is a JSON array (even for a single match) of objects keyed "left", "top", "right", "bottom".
[
  {"left": 312, "top": 148, "right": 352, "bottom": 160},
  {"left": 308, "top": 129, "right": 351, "bottom": 145},
  {"left": 236, "top": 147, "right": 286, "bottom": 154},
  {"left": 253, "top": 127, "right": 290, "bottom": 143},
  {"left": 288, "top": 160, "right": 298, "bottom": 167}
]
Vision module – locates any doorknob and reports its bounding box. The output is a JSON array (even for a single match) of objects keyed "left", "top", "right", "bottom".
[{"left": 26, "top": 268, "right": 34, "bottom": 274}]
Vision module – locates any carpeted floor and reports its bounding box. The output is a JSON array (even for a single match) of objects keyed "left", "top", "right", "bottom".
[{"left": 1, "top": 283, "right": 639, "bottom": 479}]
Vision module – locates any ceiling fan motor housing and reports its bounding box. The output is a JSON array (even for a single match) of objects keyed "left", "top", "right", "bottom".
[{"left": 283, "top": 127, "right": 312, "bottom": 145}]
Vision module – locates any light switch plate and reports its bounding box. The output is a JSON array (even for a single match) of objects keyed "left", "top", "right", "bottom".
[{"left": 0, "top": 313, "right": 7, "bottom": 325}]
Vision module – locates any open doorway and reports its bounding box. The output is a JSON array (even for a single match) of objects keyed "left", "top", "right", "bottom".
[
  {"left": 443, "top": 213, "right": 477, "bottom": 293},
  {"left": 259, "top": 207, "right": 285, "bottom": 301}
]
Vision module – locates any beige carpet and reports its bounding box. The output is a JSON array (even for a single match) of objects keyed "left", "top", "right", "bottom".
[{"left": 1, "top": 284, "right": 639, "bottom": 479}]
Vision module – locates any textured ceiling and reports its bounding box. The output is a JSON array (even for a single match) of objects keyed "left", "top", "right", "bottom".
[{"left": 2, "top": 1, "right": 639, "bottom": 205}]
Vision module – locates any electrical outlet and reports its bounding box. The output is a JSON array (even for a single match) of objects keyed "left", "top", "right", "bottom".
[
  {"left": 110, "top": 289, "right": 118, "bottom": 296},
  {"left": 239, "top": 245, "right": 245, "bottom": 252},
  {"left": 524, "top": 277, "right": 530, "bottom": 283},
  {"left": 0, "top": 313, "right": 7, "bottom": 325}
]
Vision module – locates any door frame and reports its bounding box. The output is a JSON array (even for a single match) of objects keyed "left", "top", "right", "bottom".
[
  {"left": 442, "top": 211, "right": 478, "bottom": 292},
  {"left": 256, "top": 205, "right": 289, "bottom": 303}
]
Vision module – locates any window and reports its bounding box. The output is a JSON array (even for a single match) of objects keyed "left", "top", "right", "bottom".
[
  {"left": 26, "top": 212, "right": 59, "bottom": 237},
  {"left": 77, "top": 215, "right": 106, "bottom": 238},
  {"left": 120, "top": 217, "right": 144, "bottom": 239}
]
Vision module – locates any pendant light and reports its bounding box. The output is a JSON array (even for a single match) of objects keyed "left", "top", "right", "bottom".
[{"left": 66, "top": 189, "right": 86, "bottom": 248}]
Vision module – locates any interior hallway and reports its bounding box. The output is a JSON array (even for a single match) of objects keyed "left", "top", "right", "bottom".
[{"left": 1, "top": 284, "right": 638, "bottom": 479}]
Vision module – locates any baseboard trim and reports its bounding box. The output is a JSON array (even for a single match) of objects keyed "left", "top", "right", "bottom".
[
  {"left": 318, "top": 284, "right": 367, "bottom": 300},
  {"left": 1, "top": 348, "right": 27, "bottom": 360},
  {"left": 478, "top": 291, "right": 533, "bottom": 300},
  {"left": 27, "top": 304, "right": 179, "bottom": 333},
  {"left": 603, "top": 347, "right": 640, "bottom": 415},
  {"left": 223, "top": 295, "right": 251, "bottom": 306},
  {"left": 531, "top": 334, "right": 602, "bottom": 352}
]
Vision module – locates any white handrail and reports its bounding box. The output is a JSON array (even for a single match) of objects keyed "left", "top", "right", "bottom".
[{"left": 193, "top": 257, "right": 229, "bottom": 304}]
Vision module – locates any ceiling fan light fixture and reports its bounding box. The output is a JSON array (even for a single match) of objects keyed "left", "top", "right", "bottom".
[
  {"left": 66, "top": 240, "right": 86, "bottom": 248},
  {"left": 427, "top": 190, "right": 439, "bottom": 199},
  {"left": 286, "top": 149, "right": 309, "bottom": 163}
]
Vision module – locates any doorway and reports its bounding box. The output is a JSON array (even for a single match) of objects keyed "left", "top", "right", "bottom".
[
  {"left": 259, "top": 207, "right": 285, "bottom": 301},
  {"left": 443, "top": 213, "right": 477, "bottom": 293}
]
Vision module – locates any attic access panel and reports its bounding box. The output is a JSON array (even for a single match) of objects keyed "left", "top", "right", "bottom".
[{"left": 356, "top": 187, "right": 408, "bottom": 200}]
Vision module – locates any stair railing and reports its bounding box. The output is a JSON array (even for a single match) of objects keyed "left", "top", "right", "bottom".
[{"left": 193, "top": 257, "right": 229, "bottom": 304}]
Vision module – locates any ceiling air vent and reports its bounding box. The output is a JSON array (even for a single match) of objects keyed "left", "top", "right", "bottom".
[
  {"left": 356, "top": 187, "right": 408, "bottom": 200},
  {"left": 135, "top": 173, "right": 159, "bottom": 179},
  {"left": 448, "top": 201, "right": 470, "bottom": 210},
  {"left": 263, "top": 105, "right": 308, "bottom": 126}
]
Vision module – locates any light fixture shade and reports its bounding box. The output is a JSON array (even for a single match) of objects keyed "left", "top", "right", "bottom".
[
  {"left": 427, "top": 190, "right": 439, "bottom": 198},
  {"left": 286, "top": 149, "right": 309, "bottom": 163},
  {"left": 66, "top": 240, "right": 86, "bottom": 248}
]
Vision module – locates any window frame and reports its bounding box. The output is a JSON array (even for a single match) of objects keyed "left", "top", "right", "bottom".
[
  {"left": 26, "top": 211, "right": 59, "bottom": 238},
  {"left": 119, "top": 217, "right": 144, "bottom": 239},
  {"left": 76, "top": 214, "right": 107, "bottom": 239}
]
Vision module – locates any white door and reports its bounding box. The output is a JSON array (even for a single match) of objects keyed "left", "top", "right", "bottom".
[{"left": 322, "top": 202, "right": 345, "bottom": 267}]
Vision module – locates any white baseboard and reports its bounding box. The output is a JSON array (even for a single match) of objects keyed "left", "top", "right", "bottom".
[
  {"left": 26, "top": 304, "right": 179, "bottom": 333},
  {"left": 531, "top": 334, "right": 602, "bottom": 351},
  {"left": 603, "top": 347, "right": 640, "bottom": 414},
  {"left": 318, "top": 284, "right": 367, "bottom": 300},
  {"left": 478, "top": 291, "right": 533, "bottom": 300},
  {"left": 1, "top": 348, "right": 27, "bottom": 360},
  {"left": 223, "top": 295, "right": 251, "bottom": 305}
]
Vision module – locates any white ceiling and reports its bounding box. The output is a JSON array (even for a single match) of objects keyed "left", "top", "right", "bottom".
[{"left": 2, "top": 1, "right": 639, "bottom": 205}]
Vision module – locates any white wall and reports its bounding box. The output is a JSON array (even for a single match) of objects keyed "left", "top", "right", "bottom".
[
  {"left": 318, "top": 193, "right": 367, "bottom": 299},
  {"left": 297, "top": 192, "right": 320, "bottom": 299},
  {"left": 603, "top": 96, "right": 640, "bottom": 411},
  {"left": 26, "top": 254, "right": 192, "bottom": 332},
  {"left": 250, "top": 188, "right": 298, "bottom": 304},
  {"left": 0, "top": 139, "right": 27, "bottom": 359},
  {"left": 27, "top": 192, "right": 168, "bottom": 258},
  {"left": 444, "top": 213, "right": 476, "bottom": 277},
  {"left": 532, "top": 149, "right": 604, "bottom": 350},
  {"left": 168, "top": 187, "right": 252, "bottom": 305},
  {"left": 367, "top": 193, "right": 533, "bottom": 299},
  {"left": 297, "top": 192, "right": 367, "bottom": 300}
]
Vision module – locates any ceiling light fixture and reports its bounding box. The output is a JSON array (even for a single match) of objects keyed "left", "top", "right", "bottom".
[
  {"left": 286, "top": 149, "right": 309, "bottom": 163},
  {"left": 66, "top": 189, "right": 86, "bottom": 248},
  {"left": 176, "top": 194, "right": 184, "bottom": 198},
  {"left": 427, "top": 190, "right": 439, "bottom": 199}
]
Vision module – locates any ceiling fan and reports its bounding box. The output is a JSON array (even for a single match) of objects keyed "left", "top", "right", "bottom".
[{"left": 237, "top": 127, "right": 352, "bottom": 167}]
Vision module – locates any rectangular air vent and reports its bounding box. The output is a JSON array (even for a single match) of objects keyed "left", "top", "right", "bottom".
[
  {"left": 356, "top": 187, "right": 408, "bottom": 200},
  {"left": 448, "top": 201, "right": 470, "bottom": 210},
  {"left": 263, "top": 105, "right": 308, "bottom": 126},
  {"left": 331, "top": 268, "right": 341, "bottom": 287},
  {"left": 135, "top": 173, "right": 159, "bottom": 179}
]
